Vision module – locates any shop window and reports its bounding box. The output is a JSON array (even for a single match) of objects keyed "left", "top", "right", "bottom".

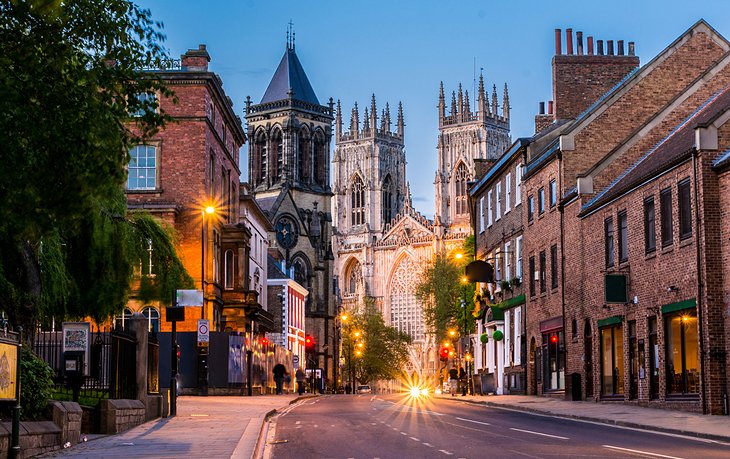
[
  {"left": 600, "top": 323, "right": 624, "bottom": 396},
  {"left": 664, "top": 308, "right": 699, "bottom": 395},
  {"left": 628, "top": 320, "right": 638, "bottom": 400},
  {"left": 648, "top": 317, "right": 659, "bottom": 399},
  {"left": 542, "top": 330, "right": 564, "bottom": 391}
]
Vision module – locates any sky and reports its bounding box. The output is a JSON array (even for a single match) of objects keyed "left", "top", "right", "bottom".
[{"left": 136, "top": 0, "right": 730, "bottom": 218}]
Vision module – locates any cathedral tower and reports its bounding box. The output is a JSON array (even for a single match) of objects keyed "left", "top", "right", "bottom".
[{"left": 434, "top": 76, "right": 511, "bottom": 232}]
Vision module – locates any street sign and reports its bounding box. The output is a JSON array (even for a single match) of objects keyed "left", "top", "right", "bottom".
[
  {"left": 177, "top": 289, "right": 203, "bottom": 307},
  {"left": 197, "top": 319, "right": 210, "bottom": 345},
  {"left": 293, "top": 355, "right": 300, "bottom": 369}
]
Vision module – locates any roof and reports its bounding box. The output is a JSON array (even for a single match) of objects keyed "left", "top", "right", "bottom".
[
  {"left": 713, "top": 149, "right": 730, "bottom": 170},
  {"left": 470, "top": 138, "right": 530, "bottom": 196},
  {"left": 261, "top": 46, "right": 319, "bottom": 105},
  {"left": 581, "top": 85, "right": 730, "bottom": 215},
  {"left": 267, "top": 253, "right": 290, "bottom": 280}
]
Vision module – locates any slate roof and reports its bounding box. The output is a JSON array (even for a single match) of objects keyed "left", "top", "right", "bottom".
[
  {"left": 713, "top": 148, "right": 730, "bottom": 170},
  {"left": 581, "top": 85, "right": 730, "bottom": 215},
  {"left": 261, "top": 47, "right": 319, "bottom": 105},
  {"left": 267, "top": 253, "right": 290, "bottom": 280}
]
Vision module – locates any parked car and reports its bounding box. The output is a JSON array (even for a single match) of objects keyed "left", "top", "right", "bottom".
[{"left": 356, "top": 385, "right": 372, "bottom": 394}]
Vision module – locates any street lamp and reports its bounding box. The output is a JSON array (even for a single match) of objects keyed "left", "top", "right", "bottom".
[
  {"left": 201, "top": 205, "right": 216, "bottom": 320},
  {"left": 460, "top": 276, "right": 473, "bottom": 395}
]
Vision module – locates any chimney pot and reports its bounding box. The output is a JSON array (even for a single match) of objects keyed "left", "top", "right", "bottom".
[
  {"left": 539, "top": 101, "right": 545, "bottom": 115},
  {"left": 576, "top": 31, "right": 583, "bottom": 55},
  {"left": 587, "top": 36, "right": 594, "bottom": 55},
  {"left": 607, "top": 40, "right": 614, "bottom": 56},
  {"left": 597, "top": 40, "right": 604, "bottom": 56},
  {"left": 566, "top": 28, "right": 574, "bottom": 55},
  {"left": 555, "top": 29, "right": 562, "bottom": 55},
  {"left": 617, "top": 40, "right": 624, "bottom": 56},
  {"left": 628, "top": 41, "right": 635, "bottom": 56},
  {"left": 548, "top": 100, "right": 554, "bottom": 115}
]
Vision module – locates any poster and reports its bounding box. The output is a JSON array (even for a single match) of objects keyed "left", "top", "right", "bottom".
[
  {"left": 0, "top": 342, "right": 18, "bottom": 401},
  {"left": 62, "top": 322, "right": 91, "bottom": 375}
]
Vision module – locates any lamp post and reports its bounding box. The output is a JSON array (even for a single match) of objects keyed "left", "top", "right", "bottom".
[
  {"left": 460, "top": 276, "right": 473, "bottom": 395},
  {"left": 201, "top": 205, "right": 215, "bottom": 320}
]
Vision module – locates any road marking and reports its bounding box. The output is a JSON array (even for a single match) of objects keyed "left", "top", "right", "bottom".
[
  {"left": 295, "top": 421, "right": 300, "bottom": 425},
  {"left": 190, "top": 414, "right": 209, "bottom": 417},
  {"left": 410, "top": 436, "right": 420, "bottom": 441},
  {"left": 602, "top": 445, "right": 684, "bottom": 459},
  {"left": 423, "top": 443, "right": 434, "bottom": 448},
  {"left": 455, "top": 417, "right": 491, "bottom": 426},
  {"left": 439, "top": 450, "right": 454, "bottom": 456},
  {"left": 371, "top": 422, "right": 378, "bottom": 425},
  {"left": 509, "top": 428, "right": 568, "bottom": 440},
  {"left": 400, "top": 431, "right": 408, "bottom": 435},
  {"left": 313, "top": 424, "right": 318, "bottom": 428}
]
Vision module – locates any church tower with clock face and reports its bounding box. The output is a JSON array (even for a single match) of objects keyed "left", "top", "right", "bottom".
[{"left": 245, "top": 32, "right": 336, "bottom": 385}]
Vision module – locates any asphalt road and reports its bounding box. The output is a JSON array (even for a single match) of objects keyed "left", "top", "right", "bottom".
[{"left": 267, "top": 394, "right": 730, "bottom": 459}]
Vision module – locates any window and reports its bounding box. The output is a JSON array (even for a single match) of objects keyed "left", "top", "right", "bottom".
[
  {"left": 127, "top": 145, "right": 157, "bottom": 190},
  {"left": 487, "top": 190, "right": 493, "bottom": 226},
  {"left": 618, "top": 210, "right": 628, "bottom": 263},
  {"left": 496, "top": 182, "right": 502, "bottom": 220},
  {"left": 495, "top": 249, "right": 502, "bottom": 281},
  {"left": 644, "top": 197, "right": 656, "bottom": 253},
  {"left": 538, "top": 188, "right": 545, "bottom": 215},
  {"left": 539, "top": 250, "right": 546, "bottom": 293},
  {"left": 664, "top": 308, "right": 699, "bottom": 394},
  {"left": 529, "top": 256, "right": 536, "bottom": 297},
  {"left": 256, "top": 131, "right": 268, "bottom": 183},
  {"left": 298, "top": 129, "right": 312, "bottom": 183},
  {"left": 224, "top": 249, "right": 234, "bottom": 289},
  {"left": 505, "top": 173, "right": 512, "bottom": 213},
  {"left": 209, "top": 153, "right": 215, "bottom": 196},
  {"left": 628, "top": 320, "right": 638, "bottom": 399},
  {"left": 504, "top": 241, "right": 512, "bottom": 280},
  {"left": 382, "top": 175, "right": 394, "bottom": 225},
  {"left": 600, "top": 323, "right": 624, "bottom": 395},
  {"left": 142, "top": 306, "right": 160, "bottom": 333},
  {"left": 272, "top": 129, "right": 283, "bottom": 181},
  {"left": 313, "top": 131, "right": 327, "bottom": 186},
  {"left": 549, "top": 179, "right": 557, "bottom": 208},
  {"left": 660, "top": 187, "right": 673, "bottom": 247},
  {"left": 550, "top": 244, "right": 558, "bottom": 290},
  {"left": 648, "top": 317, "right": 659, "bottom": 399},
  {"left": 351, "top": 176, "right": 366, "bottom": 226},
  {"left": 527, "top": 195, "right": 534, "bottom": 222},
  {"left": 114, "top": 308, "right": 134, "bottom": 331},
  {"left": 542, "top": 330, "right": 565, "bottom": 390},
  {"left": 515, "top": 164, "right": 522, "bottom": 205},
  {"left": 678, "top": 179, "right": 692, "bottom": 240},
  {"left": 455, "top": 163, "right": 470, "bottom": 215},
  {"left": 130, "top": 92, "right": 156, "bottom": 117},
  {"left": 515, "top": 236, "right": 523, "bottom": 279},
  {"left": 479, "top": 197, "right": 485, "bottom": 233},
  {"left": 605, "top": 217, "right": 614, "bottom": 268}
]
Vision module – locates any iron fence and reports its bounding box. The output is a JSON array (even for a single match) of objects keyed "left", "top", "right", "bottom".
[{"left": 109, "top": 331, "right": 137, "bottom": 400}]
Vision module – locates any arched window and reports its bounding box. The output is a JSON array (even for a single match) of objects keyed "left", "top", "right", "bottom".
[
  {"left": 454, "top": 163, "right": 470, "bottom": 215},
  {"left": 351, "top": 176, "right": 365, "bottom": 226},
  {"left": 292, "top": 256, "right": 309, "bottom": 289},
  {"left": 114, "top": 307, "right": 134, "bottom": 331},
  {"left": 389, "top": 257, "right": 422, "bottom": 341},
  {"left": 313, "top": 130, "right": 327, "bottom": 186},
  {"left": 271, "top": 128, "right": 283, "bottom": 181},
  {"left": 382, "top": 175, "right": 394, "bottom": 225},
  {"left": 298, "top": 128, "right": 311, "bottom": 184},
  {"left": 346, "top": 260, "right": 362, "bottom": 297},
  {"left": 142, "top": 306, "right": 160, "bottom": 333},
  {"left": 255, "top": 131, "right": 268, "bottom": 184},
  {"left": 224, "top": 249, "right": 235, "bottom": 290}
]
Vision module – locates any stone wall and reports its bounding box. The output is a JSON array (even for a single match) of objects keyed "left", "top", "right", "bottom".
[
  {"left": 100, "top": 399, "right": 146, "bottom": 435},
  {"left": 0, "top": 401, "right": 82, "bottom": 458}
]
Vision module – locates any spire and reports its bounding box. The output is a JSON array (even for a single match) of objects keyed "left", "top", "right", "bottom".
[
  {"left": 503, "top": 83, "right": 510, "bottom": 120},
  {"left": 397, "top": 101, "right": 404, "bottom": 138},
  {"left": 336, "top": 99, "right": 342, "bottom": 140},
  {"left": 260, "top": 29, "right": 319, "bottom": 104},
  {"left": 370, "top": 94, "right": 378, "bottom": 134},
  {"left": 363, "top": 107, "right": 370, "bottom": 133},
  {"left": 491, "top": 84, "right": 498, "bottom": 115},
  {"left": 478, "top": 73, "right": 487, "bottom": 118},
  {"left": 381, "top": 109, "right": 387, "bottom": 132},
  {"left": 384, "top": 102, "right": 391, "bottom": 132},
  {"left": 350, "top": 102, "right": 359, "bottom": 138},
  {"left": 457, "top": 83, "right": 464, "bottom": 121},
  {"left": 464, "top": 89, "right": 470, "bottom": 118},
  {"left": 404, "top": 181, "right": 413, "bottom": 210},
  {"left": 450, "top": 91, "right": 457, "bottom": 120},
  {"left": 438, "top": 81, "right": 446, "bottom": 123}
]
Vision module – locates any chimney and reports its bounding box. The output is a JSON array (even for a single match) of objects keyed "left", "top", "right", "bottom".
[
  {"left": 566, "top": 28, "right": 573, "bottom": 55},
  {"left": 587, "top": 36, "right": 594, "bottom": 55},
  {"left": 535, "top": 101, "right": 553, "bottom": 134},
  {"left": 617, "top": 40, "right": 625, "bottom": 56},
  {"left": 597, "top": 40, "right": 604, "bottom": 55},
  {"left": 539, "top": 101, "right": 545, "bottom": 115},
  {"left": 555, "top": 29, "right": 562, "bottom": 55},
  {"left": 607, "top": 40, "right": 614, "bottom": 56},
  {"left": 548, "top": 100, "right": 554, "bottom": 115},
  {"left": 576, "top": 31, "right": 583, "bottom": 55},
  {"left": 181, "top": 44, "right": 210, "bottom": 71},
  {"left": 628, "top": 42, "right": 635, "bottom": 56}
]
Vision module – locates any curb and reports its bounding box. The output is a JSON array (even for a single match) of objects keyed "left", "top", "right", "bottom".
[
  {"left": 253, "top": 396, "right": 318, "bottom": 459},
  {"left": 440, "top": 396, "right": 730, "bottom": 444}
]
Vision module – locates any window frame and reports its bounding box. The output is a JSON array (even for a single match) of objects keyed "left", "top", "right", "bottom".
[
  {"left": 515, "top": 236, "right": 523, "bottom": 279},
  {"left": 550, "top": 244, "right": 558, "bottom": 290},
  {"left": 660, "top": 187, "right": 673, "bottom": 247},
  {"left": 515, "top": 164, "right": 522, "bottom": 205},
  {"left": 127, "top": 144, "right": 159, "bottom": 191},
  {"left": 549, "top": 179, "right": 557, "bottom": 208},
  {"left": 618, "top": 209, "right": 628, "bottom": 263},
  {"left": 644, "top": 196, "right": 656, "bottom": 254},
  {"left": 479, "top": 196, "right": 485, "bottom": 233},
  {"left": 496, "top": 181, "right": 502, "bottom": 221},
  {"left": 678, "top": 179, "right": 692, "bottom": 240},
  {"left": 487, "top": 189, "right": 493, "bottom": 227},
  {"left": 527, "top": 195, "right": 534, "bottom": 223},
  {"left": 605, "top": 216, "right": 615, "bottom": 268},
  {"left": 538, "top": 187, "right": 545, "bottom": 215},
  {"left": 505, "top": 173, "right": 512, "bottom": 213}
]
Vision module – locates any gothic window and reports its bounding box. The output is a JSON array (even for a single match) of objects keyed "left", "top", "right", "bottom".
[
  {"left": 271, "top": 128, "right": 283, "bottom": 181},
  {"left": 389, "top": 257, "right": 423, "bottom": 341},
  {"left": 298, "top": 128, "right": 312, "bottom": 184},
  {"left": 345, "top": 260, "right": 362, "bottom": 297},
  {"left": 313, "top": 130, "right": 327, "bottom": 186},
  {"left": 292, "top": 256, "right": 309, "bottom": 289},
  {"left": 255, "top": 131, "right": 268, "bottom": 184},
  {"left": 454, "top": 163, "right": 470, "bottom": 215},
  {"left": 351, "top": 175, "right": 366, "bottom": 226},
  {"left": 382, "top": 175, "right": 394, "bottom": 225}
]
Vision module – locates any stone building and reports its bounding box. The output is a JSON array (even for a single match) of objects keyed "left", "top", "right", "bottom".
[
  {"left": 245, "top": 37, "right": 337, "bottom": 386},
  {"left": 333, "top": 78, "right": 511, "bottom": 377}
]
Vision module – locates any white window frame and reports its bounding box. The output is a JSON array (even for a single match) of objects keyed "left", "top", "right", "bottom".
[
  {"left": 514, "top": 307, "right": 522, "bottom": 365},
  {"left": 479, "top": 197, "right": 485, "bottom": 233},
  {"left": 487, "top": 190, "right": 493, "bottom": 227},
  {"left": 515, "top": 164, "right": 522, "bottom": 205},
  {"left": 515, "top": 236, "right": 523, "bottom": 279},
  {"left": 505, "top": 173, "right": 512, "bottom": 213},
  {"left": 504, "top": 309, "right": 511, "bottom": 365},
  {"left": 127, "top": 145, "right": 158, "bottom": 191},
  {"left": 504, "top": 241, "right": 511, "bottom": 281},
  {"left": 495, "top": 248, "right": 501, "bottom": 281},
  {"left": 496, "top": 182, "right": 502, "bottom": 221}
]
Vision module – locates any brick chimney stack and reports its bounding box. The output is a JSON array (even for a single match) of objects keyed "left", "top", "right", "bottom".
[{"left": 181, "top": 44, "right": 210, "bottom": 71}]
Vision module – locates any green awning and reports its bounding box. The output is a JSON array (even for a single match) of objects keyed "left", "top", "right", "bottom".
[
  {"left": 597, "top": 315, "right": 622, "bottom": 328},
  {"left": 488, "top": 306, "right": 504, "bottom": 321},
  {"left": 501, "top": 294, "right": 526, "bottom": 310},
  {"left": 661, "top": 298, "right": 696, "bottom": 315}
]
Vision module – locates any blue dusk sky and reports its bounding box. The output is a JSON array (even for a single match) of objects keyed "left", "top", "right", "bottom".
[{"left": 137, "top": 0, "right": 730, "bottom": 218}]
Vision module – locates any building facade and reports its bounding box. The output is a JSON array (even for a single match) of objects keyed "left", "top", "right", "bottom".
[{"left": 267, "top": 256, "right": 308, "bottom": 369}]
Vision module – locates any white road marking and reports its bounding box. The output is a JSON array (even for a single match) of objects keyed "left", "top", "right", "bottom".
[
  {"left": 371, "top": 422, "right": 378, "bottom": 425},
  {"left": 423, "top": 443, "right": 434, "bottom": 448},
  {"left": 295, "top": 421, "right": 300, "bottom": 425},
  {"left": 410, "top": 436, "right": 420, "bottom": 441},
  {"left": 439, "top": 450, "right": 454, "bottom": 456},
  {"left": 313, "top": 424, "right": 318, "bottom": 428},
  {"left": 602, "top": 445, "right": 684, "bottom": 459},
  {"left": 509, "top": 427, "right": 568, "bottom": 440},
  {"left": 400, "top": 431, "right": 408, "bottom": 435},
  {"left": 455, "top": 417, "right": 491, "bottom": 426}
]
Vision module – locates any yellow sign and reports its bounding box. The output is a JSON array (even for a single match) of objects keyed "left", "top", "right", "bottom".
[{"left": 0, "top": 343, "right": 18, "bottom": 401}]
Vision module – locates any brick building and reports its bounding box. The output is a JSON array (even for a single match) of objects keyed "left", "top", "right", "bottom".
[{"left": 516, "top": 21, "right": 730, "bottom": 414}]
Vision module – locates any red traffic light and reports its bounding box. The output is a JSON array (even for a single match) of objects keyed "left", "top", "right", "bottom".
[
  {"left": 176, "top": 345, "right": 181, "bottom": 360},
  {"left": 261, "top": 337, "right": 269, "bottom": 346},
  {"left": 550, "top": 335, "right": 558, "bottom": 344},
  {"left": 439, "top": 347, "right": 449, "bottom": 360},
  {"left": 305, "top": 335, "right": 315, "bottom": 349}
]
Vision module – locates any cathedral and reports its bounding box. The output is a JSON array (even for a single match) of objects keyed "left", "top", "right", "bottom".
[{"left": 332, "top": 75, "right": 511, "bottom": 375}]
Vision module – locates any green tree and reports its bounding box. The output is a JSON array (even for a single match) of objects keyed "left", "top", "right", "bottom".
[
  {"left": 343, "top": 298, "right": 411, "bottom": 385},
  {"left": 415, "top": 236, "right": 476, "bottom": 342},
  {"left": 0, "top": 0, "right": 190, "bottom": 331}
]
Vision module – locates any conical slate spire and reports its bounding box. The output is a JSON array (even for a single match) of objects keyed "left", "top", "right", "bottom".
[{"left": 260, "top": 42, "right": 319, "bottom": 105}]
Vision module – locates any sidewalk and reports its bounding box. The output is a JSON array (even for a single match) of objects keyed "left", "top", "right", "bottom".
[
  {"left": 39, "top": 394, "right": 308, "bottom": 459},
  {"left": 436, "top": 393, "right": 730, "bottom": 442}
]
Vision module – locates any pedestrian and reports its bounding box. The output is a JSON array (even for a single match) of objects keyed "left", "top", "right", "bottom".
[
  {"left": 459, "top": 366, "right": 467, "bottom": 396},
  {"left": 295, "top": 368, "right": 306, "bottom": 395},
  {"left": 273, "top": 363, "right": 287, "bottom": 395},
  {"left": 448, "top": 367, "right": 459, "bottom": 396}
]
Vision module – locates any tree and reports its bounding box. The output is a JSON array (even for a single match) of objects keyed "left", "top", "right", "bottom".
[
  {"left": 415, "top": 236, "right": 476, "bottom": 342},
  {"left": 0, "top": 0, "right": 190, "bottom": 331},
  {"left": 343, "top": 298, "right": 411, "bottom": 385}
]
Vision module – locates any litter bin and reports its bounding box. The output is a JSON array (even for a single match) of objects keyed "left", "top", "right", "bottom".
[{"left": 570, "top": 373, "right": 581, "bottom": 401}]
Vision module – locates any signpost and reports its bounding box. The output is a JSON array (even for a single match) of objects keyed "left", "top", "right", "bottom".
[
  {"left": 293, "top": 355, "right": 300, "bottom": 370},
  {"left": 168, "top": 289, "right": 202, "bottom": 416},
  {"left": 197, "top": 319, "right": 210, "bottom": 346},
  {"left": 0, "top": 325, "right": 22, "bottom": 459}
]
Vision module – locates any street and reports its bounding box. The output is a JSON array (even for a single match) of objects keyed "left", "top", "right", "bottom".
[{"left": 267, "top": 394, "right": 730, "bottom": 459}]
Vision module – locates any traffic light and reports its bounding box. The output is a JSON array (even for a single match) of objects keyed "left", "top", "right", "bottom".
[
  {"left": 305, "top": 335, "right": 315, "bottom": 353},
  {"left": 261, "top": 337, "right": 269, "bottom": 346},
  {"left": 439, "top": 346, "right": 449, "bottom": 361}
]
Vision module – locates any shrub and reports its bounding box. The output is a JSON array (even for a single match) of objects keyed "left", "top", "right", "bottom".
[{"left": 20, "top": 347, "right": 55, "bottom": 420}]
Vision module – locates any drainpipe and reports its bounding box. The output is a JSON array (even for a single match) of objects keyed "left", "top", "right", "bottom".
[
  {"left": 692, "top": 149, "right": 708, "bottom": 414},
  {"left": 558, "top": 151, "right": 568, "bottom": 394}
]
